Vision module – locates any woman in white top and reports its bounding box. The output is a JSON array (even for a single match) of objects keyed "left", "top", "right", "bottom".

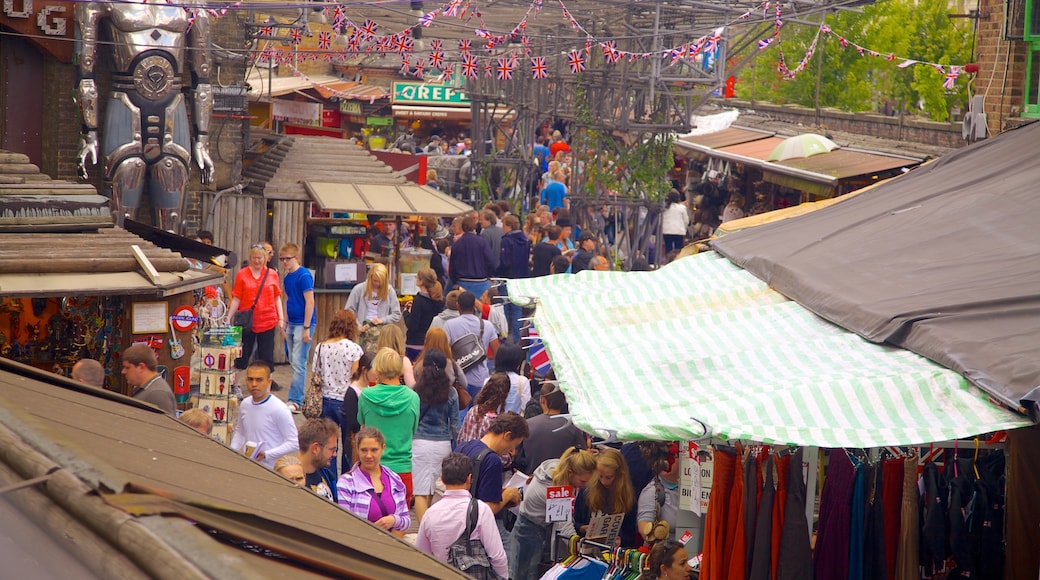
[
  {"left": 661, "top": 189, "right": 690, "bottom": 255},
  {"left": 488, "top": 343, "right": 532, "bottom": 415},
  {"left": 344, "top": 263, "right": 401, "bottom": 351},
  {"left": 313, "top": 309, "right": 364, "bottom": 474}
]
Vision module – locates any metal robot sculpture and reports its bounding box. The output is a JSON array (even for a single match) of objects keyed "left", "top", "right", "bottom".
[{"left": 75, "top": 0, "right": 214, "bottom": 231}]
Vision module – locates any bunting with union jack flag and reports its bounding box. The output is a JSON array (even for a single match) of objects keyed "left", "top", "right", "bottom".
[
  {"left": 567, "top": 50, "right": 585, "bottom": 73},
  {"left": 496, "top": 57, "right": 513, "bottom": 80},
  {"left": 461, "top": 53, "right": 479, "bottom": 79},
  {"left": 317, "top": 31, "right": 332, "bottom": 50},
  {"left": 531, "top": 56, "right": 548, "bottom": 79}
]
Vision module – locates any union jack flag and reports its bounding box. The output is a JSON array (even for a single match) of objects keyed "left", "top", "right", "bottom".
[
  {"left": 442, "top": 63, "right": 454, "bottom": 82},
  {"left": 601, "top": 40, "right": 621, "bottom": 64},
  {"left": 431, "top": 39, "right": 443, "bottom": 52},
  {"left": 400, "top": 56, "right": 411, "bottom": 74},
  {"left": 413, "top": 60, "right": 425, "bottom": 78},
  {"left": 347, "top": 37, "right": 360, "bottom": 53},
  {"left": 445, "top": 0, "right": 464, "bottom": 17},
  {"left": 669, "top": 45, "right": 686, "bottom": 65},
  {"left": 521, "top": 34, "right": 532, "bottom": 56},
  {"left": 461, "top": 53, "right": 479, "bottom": 79},
  {"left": 420, "top": 9, "right": 438, "bottom": 27},
  {"left": 567, "top": 50, "right": 585, "bottom": 73},
  {"left": 530, "top": 56, "right": 548, "bottom": 79},
  {"left": 403, "top": 36, "right": 415, "bottom": 52},
  {"left": 318, "top": 31, "right": 333, "bottom": 50},
  {"left": 525, "top": 327, "right": 552, "bottom": 376},
  {"left": 359, "top": 19, "right": 378, "bottom": 38},
  {"left": 428, "top": 50, "right": 444, "bottom": 69},
  {"left": 943, "top": 66, "right": 960, "bottom": 89},
  {"left": 458, "top": 39, "right": 472, "bottom": 53},
  {"left": 757, "top": 37, "right": 774, "bottom": 50},
  {"left": 485, "top": 60, "right": 493, "bottom": 78},
  {"left": 257, "top": 25, "right": 273, "bottom": 37},
  {"left": 332, "top": 9, "right": 346, "bottom": 32},
  {"left": 289, "top": 28, "right": 302, "bottom": 45},
  {"left": 839, "top": 36, "right": 849, "bottom": 48},
  {"left": 702, "top": 30, "right": 721, "bottom": 54}
]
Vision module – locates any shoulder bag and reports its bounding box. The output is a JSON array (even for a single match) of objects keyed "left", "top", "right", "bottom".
[
  {"left": 451, "top": 316, "right": 487, "bottom": 372},
  {"left": 446, "top": 497, "right": 501, "bottom": 579},
  {"left": 450, "top": 361, "right": 472, "bottom": 409},
  {"left": 302, "top": 343, "right": 325, "bottom": 419},
  {"left": 232, "top": 267, "right": 270, "bottom": 331}
]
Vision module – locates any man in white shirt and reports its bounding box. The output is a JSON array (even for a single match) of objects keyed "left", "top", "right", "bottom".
[
  {"left": 415, "top": 453, "right": 508, "bottom": 579},
  {"left": 230, "top": 361, "right": 299, "bottom": 469}
]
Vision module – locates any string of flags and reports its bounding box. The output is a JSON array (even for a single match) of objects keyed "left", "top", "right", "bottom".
[
  {"left": 754, "top": 3, "right": 968, "bottom": 89},
  {"left": 248, "top": 0, "right": 968, "bottom": 88}
]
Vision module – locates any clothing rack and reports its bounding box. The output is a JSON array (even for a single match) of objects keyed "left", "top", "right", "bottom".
[{"left": 543, "top": 535, "right": 646, "bottom": 580}]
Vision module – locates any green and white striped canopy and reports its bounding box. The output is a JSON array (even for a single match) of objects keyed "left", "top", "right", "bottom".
[{"left": 507, "top": 253, "right": 1032, "bottom": 447}]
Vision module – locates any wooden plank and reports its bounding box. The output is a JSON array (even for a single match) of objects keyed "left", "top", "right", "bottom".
[
  {"left": 0, "top": 163, "right": 42, "bottom": 174},
  {"left": 0, "top": 152, "right": 30, "bottom": 163},
  {"left": 0, "top": 175, "right": 25, "bottom": 184},
  {"left": 0, "top": 257, "right": 188, "bottom": 273}
]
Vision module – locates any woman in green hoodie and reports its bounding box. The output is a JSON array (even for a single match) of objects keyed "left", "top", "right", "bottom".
[{"left": 358, "top": 347, "right": 420, "bottom": 501}]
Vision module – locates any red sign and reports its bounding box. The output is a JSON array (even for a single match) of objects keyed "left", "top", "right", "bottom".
[{"left": 170, "top": 305, "right": 199, "bottom": 332}]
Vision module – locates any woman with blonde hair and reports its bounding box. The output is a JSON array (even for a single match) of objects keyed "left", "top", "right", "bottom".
[
  {"left": 273, "top": 454, "right": 306, "bottom": 486},
  {"left": 574, "top": 447, "right": 638, "bottom": 547},
  {"left": 376, "top": 324, "right": 415, "bottom": 387},
  {"left": 312, "top": 309, "right": 364, "bottom": 473},
  {"left": 358, "top": 348, "right": 420, "bottom": 501},
  {"left": 344, "top": 263, "right": 401, "bottom": 352},
  {"left": 510, "top": 446, "right": 599, "bottom": 579},
  {"left": 404, "top": 267, "right": 444, "bottom": 361},
  {"left": 227, "top": 244, "right": 284, "bottom": 372}
]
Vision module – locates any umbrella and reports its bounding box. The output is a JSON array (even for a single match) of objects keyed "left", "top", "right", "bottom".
[{"left": 767, "top": 133, "right": 839, "bottom": 161}]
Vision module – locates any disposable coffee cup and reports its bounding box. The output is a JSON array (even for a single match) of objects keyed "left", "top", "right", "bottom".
[{"left": 244, "top": 441, "right": 258, "bottom": 457}]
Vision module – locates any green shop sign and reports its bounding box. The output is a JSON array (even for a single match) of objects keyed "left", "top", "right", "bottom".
[
  {"left": 392, "top": 82, "right": 470, "bottom": 104},
  {"left": 367, "top": 116, "right": 393, "bottom": 126}
]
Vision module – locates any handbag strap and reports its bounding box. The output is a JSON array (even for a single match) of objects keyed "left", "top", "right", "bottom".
[
  {"left": 453, "top": 497, "right": 479, "bottom": 545},
  {"left": 247, "top": 267, "right": 271, "bottom": 311}
]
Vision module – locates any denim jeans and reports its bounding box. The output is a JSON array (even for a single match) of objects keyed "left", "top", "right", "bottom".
[
  {"left": 503, "top": 302, "right": 523, "bottom": 344},
  {"left": 321, "top": 397, "right": 346, "bottom": 475},
  {"left": 286, "top": 323, "right": 315, "bottom": 406},
  {"left": 456, "top": 279, "right": 490, "bottom": 300},
  {"left": 509, "top": 514, "right": 548, "bottom": 580}
]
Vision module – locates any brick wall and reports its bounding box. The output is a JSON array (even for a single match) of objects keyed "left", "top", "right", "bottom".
[
  {"left": 972, "top": 0, "right": 1029, "bottom": 135},
  {"left": 723, "top": 99, "right": 965, "bottom": 148},
  {"left": 41, "top": 59, "right": 80, "bottom": 181}
]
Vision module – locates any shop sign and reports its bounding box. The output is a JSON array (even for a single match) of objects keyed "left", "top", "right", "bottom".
[
  {"left": 170, "top": 305, "right": 199, "bottom": 332},
  {"left": 0, "top": 0, "right": 72, "bottom": 61},
  {"left": 367, "top": 116, "right": 393, "bottom": 126},
  {"left": 392, "top": 81, "right": 470, "bottom": 105},
  {"left": 272, "top": 99, "right": 321, "bottom": 121},
  {"left": 339, "top": 100, "right": 362, "bottom": 114}
]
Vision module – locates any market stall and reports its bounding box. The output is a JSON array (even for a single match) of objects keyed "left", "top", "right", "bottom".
[{"left": 238, "top": 134, "right": 472, "bottom": 343}]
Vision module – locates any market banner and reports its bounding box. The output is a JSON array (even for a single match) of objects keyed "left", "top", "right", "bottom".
[{"left": 507, "top": 252, "right": 1031, "bottom": 447}]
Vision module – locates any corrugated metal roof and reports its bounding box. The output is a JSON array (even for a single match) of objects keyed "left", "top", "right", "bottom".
[
  {"left": 676, "top": 127, "right": 775, "bottom": 150},
  {"left": 776, "top": 148, "right": 919, "bottom": 179},
  {"left": 717, "top": 136, "right": 787, "bottom": 160},
  {"left": 0, "top": 360, "right": 469, "bottom": 579}
]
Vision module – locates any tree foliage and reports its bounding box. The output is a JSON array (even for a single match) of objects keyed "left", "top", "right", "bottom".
[{"left": 734, "top": 0, "right": 972, "bottom": 121}]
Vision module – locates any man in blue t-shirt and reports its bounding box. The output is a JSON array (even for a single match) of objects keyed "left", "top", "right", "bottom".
[
  {"left": 279, "top": 243, "right": 316, "bottom": 412},
  {"left": 539, "top": 170, "right": 568, "bottom": 212},
  {"left": 532, "top": 137, "right": 550, "bottom": 174},
  {"left": 455, "top": 412, "right": 529, "bottom": 561}
]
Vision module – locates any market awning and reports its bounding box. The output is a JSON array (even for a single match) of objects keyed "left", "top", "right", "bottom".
[
  {"left": 0, "top": 269, "right": 223, "bottom": 297},
  {"left": 305, "top": 181, "right": 473, "bottom": 217},
  {"left": 675, "top": 126, "right": 922, "bottom": 196},
  {"left": 507, "top": 253, "right": 1031, "bottom": 447}
]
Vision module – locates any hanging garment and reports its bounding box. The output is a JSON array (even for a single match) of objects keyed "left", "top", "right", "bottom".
[
  {"left": 701, "top": 447, "right": 737, "bottom": 580},
  {"left": 744, "top": 449, "right": 761, "bottom": 577},
  {"left": 771, "top": 450, "right": 791, "bottom": 579},
  {"left": 881, "top": 456, "right": 905, "bottom": 580},
  {"left": 848, "top": 457, "right": 866, "bottom": 580},
  {"left": 813, "top": 450, "right": 855, "bottom": 580},
  {"left": 748, "top": 454, "right": 776, "bottom": 580},
  {"left": 920, "top": 460, "right": 948, "bottom": 576},
  {"left": 948, "top": 464, "right": 977, "bottom": 578},
  {"left": 894, "top": 454, "right": 919, "bottom": 580},
  {"left": 724, "top": 446, "right": 747, "bottom": 580},
  {"left": 972, "top": 455, "right": 1005, "bottom": 580},
  {"left": 777, "top": 447, "right": 813, "bottom": 580},
  {"left": 862, "top": 462, "right": 886, "bottom": 580}
]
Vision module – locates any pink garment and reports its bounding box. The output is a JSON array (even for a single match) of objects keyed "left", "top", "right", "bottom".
[{"left": 415, "top": 489, "right": 508, "bottom": 578}]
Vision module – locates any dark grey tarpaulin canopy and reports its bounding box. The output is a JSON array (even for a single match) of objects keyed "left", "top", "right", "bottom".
[{"left": 713, "top": 120, "right": 1040, "bottom": 421}]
